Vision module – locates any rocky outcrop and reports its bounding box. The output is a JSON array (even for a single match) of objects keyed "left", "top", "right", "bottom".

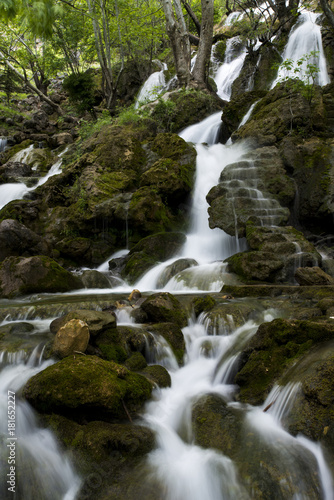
[
  {"left": 235, "top": 318, "right": 334, "bottom": 405},
  {"left": 0, "top": 219, "right": 50, "bottom": 262},
  {"left": 140, "top": 292, "right": 188, "bottom": 328},
  {"left": 0, "top": 255, "right": 83, "bottom": 298},
  {"left": 50, "top": 309, "right": 116, "bottom": 336},
  {"left": 113, "top": 232, "right": 186, "bottom": 284}
]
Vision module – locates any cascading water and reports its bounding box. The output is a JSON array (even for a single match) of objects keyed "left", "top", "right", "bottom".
[
  {"left": 0, "top": 341, "right": 81, "bottom": 499},
  {"left": 271, "top": 11, "right": 330, "bottom": 88},
  {"left": 0, "top": 146, "right": 68, "bottom": 211},
  {"left": 135, "top": 62, "right": 168, "bottom": 109},
  {"left": 0, "top": 137, "right": 8, "bottom": 152},
  {"left": 214, "top": 37, "right": 247, "bottom": 100},
  {"left": 140, "top": 310, "right": 334, "bottom": 499}
]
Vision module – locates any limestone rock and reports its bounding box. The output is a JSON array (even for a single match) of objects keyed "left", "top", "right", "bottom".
[
  {"left": 52, "top": 319, "right": 90, "bottom": 358},
  {"left": 295, "top": 266, "right": 334, "bottom": 286},
  {"left": 50, "top": 309, "right": 116, "bottom": 337}
]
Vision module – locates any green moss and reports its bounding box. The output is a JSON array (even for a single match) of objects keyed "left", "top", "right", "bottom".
[
  {"left": 192, "top": 295, "right": 216, "bottom": 317},
  {"left": 99, "top": 344, "right": 128, "bottom": 363},
  {"left": 236, "top": 318, "right": 334, "bottom": 404}
]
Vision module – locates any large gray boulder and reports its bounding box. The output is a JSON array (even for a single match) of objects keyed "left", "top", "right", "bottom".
[{"left": 0, "top": 219, "right": 50, "bottom": 262}]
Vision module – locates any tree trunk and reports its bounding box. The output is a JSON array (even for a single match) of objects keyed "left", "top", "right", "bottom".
[
  {"left": 0, "top": 51, "right": 63, "bottom": 114},
  {"left": 192, "top": 0, "right": 214, "bottom": 86},
  {"left": 161, "top": 0, "right": 192, "bottom": 86},
  {"left": 319, "top": 0, "right": 334, "bottom": 33}
]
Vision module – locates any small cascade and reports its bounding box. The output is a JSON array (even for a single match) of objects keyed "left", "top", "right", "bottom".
[
  {"left": 0, "top": 147, "right": 68, "bottom": 211},
  {"left": 214, "top": 37, "right": 247, "bottom": 100},
  {"left": 145, "top": 332, "right": 179, "bottom": 371},
  {"left": 0, "top": 347, "right": 81, "bottom": 499},
  {"left": 237, "top": 100, "right": 260, "bottom": 129},
  {"left": 142, "top": 310, "right": 300, "bottom": 498},
  {"left": 0, "top": 137, "right": 8, "bottom": 152},
  {"left": 9, "top": 144, "right": 34, "bottom": 164},
  {"left": 272, "top": 11, "right": 330, "bottom": 88},
  {"left": 246, "top": 383, "right": 334, "bottom": 500},
  {"left": 135, "top": 62, "right": 167, "bottom": 108},
  {"left": 218, "top": 157, "right": 290, "bottom": 229}
]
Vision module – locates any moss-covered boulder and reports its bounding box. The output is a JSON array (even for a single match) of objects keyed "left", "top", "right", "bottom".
[
  {"left": 226, "top": 251, "right": 284, "bottom": 283},
  {"left": 148, "top": 322, "right": 185, "bottom": 362},
  {"left": 151, "top": 88, "right": 223, "bottom": 133},
  {"left": 117, "top": 232, "right": 186, "bottom": 284},
  {"left": 23, "top": 355, "right": 152, "bottom": 422},
  {"left": 0, "top": 255, "right": 83, "bottom": 298},
  {"left": 192, "top": 392, "right": 321, "bottom": 499},
  {"left": 0, "top": 219, "right": 50, "bottom": 262},
  {"left": 140, "top": 292, "right": 188, "bottom": 328},
  {"left": 235, "top": 318, "right": 334, "bottom": 405},
  {"left": 140, "top": 364, "right": 171, "bottom": 388},
  {"left": 295, "top": 266, "right": 334, "bottom": 286},
  {"left": 285, "top": 346, "right": 334, "bottom": 460},
  {"left": 192, "top": 295, "right": 216, "bottom": 317}
]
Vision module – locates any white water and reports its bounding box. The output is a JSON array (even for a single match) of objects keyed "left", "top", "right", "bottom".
[
  {"left": 141, "top": 312, "right": 263, "bottom": 498},
  {"left": 214, "top": 37, "right": 247, "bottom": 100},
  {"left": 0, "top": 146, "right": 67, "bottom": 211},
  {"left": 0, "top": 347, "right": 81, "bottom": 499},
  {"left": 272, "top": 11, "right": 330, "bottom": 88},
  {"left": 135, "top": 62, "right": 167, "bottom": 108},
  {"left": 141, "top": 311, "right": 334, "bottom": 499}
]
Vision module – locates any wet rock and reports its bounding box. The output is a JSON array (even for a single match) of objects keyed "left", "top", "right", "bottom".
[
  {"left": 235, "top": 318, "right": 334, "bottom": 405},
  {"left": 50, "top": 309, "right": 116, "bottom": 337},
  {"left": 0, "top": 161, "right": 33, "bottom": 181},
  {"left": 285, "top": 347, "right": 334, "bottom": 457},
  {"left": 124, "top": 352, "right": 147, "bottom": 371},
  {"left": 149, "top": 322, "right": 185, "bottom": 361},
  {"left": 295, "top": 266, "right": 334, "bottom": 286},
  {"left": 140, "top": 364, "right": 171, "bottom": 388},
  {"left": 52, "top": 319, "right": 90, "bottom": 358},
  {"left": 0, "top": 322, "right": 34, "bottom": 336},
  {"left": 141, "top": 292, "right": 188, "bottom": 328},
  {"left": 191, "top": 295, "right": 216, "bottom": 317},
  {"left": 23, "top": 355, "right": 152, "bottom": 422},
  {"left": 0, "top": 255, "right": 83, "bottom": 298},
  {"left": 80, "top": 270, "right": 111, "bottom": 289},
  {"left": 226, "top": 250, "right": 284, "bottom": 282},
  {"left": 118, "top": 232, "right": 186, "bottom": 284},
  {"left": 156, "top": 258, "right": 198, "bottom": 288},
  {"left": 0, "top": 219, "right": 50, "bottom": 262}
]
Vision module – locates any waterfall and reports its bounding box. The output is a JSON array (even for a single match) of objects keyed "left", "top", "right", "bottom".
[
  {"left": 0, "top": 137, "right": 8, "bottom": 152},
  {"left": 0, "top": 346, "right": 81, "bottom": 499},
  {"left": 0, "top": 147, "right": 68, "bottom": 211},
  {"left": 135, "top": 62, "right": 167, "bottom": 109},
  {"left": 271, "top": 11, "right": 330, "bottom": 88},
  {"left": 214, "top": 37, "right": 247, "bottom": 100},
  {"left": 141, "top": 312, "right": 333, "bottom": 499}
]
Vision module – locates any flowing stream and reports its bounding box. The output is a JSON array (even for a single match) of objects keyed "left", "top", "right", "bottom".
[
  {"left": 141, "top": 310, "right": 334, "bottom": 499},
  {"left": 0, "top": 339, "right": 81, "bottom": 499}
]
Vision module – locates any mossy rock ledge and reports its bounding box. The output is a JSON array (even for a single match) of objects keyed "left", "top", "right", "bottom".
[
  {"left": 235, "top": 318, "right": 334, "bottom": 405},
  {"left": 23, "top": 355, "right": 152, "bottom": 422},
  {"left": 0, "top": 255, "right": 83, "bottom": 298}
]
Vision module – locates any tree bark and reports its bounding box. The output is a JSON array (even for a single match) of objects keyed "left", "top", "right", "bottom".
[
  {"left": 319, "top": 0, "right": 334, "bottom": 32},
  {"left": 161, "top": 0, "right": 192, "bottom": 86},
  {"left": 192, "top": 0, "right": 214, "bottom": 86}
]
